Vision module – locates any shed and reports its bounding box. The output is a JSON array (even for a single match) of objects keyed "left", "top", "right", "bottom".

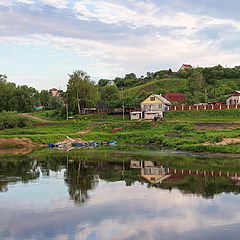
[{"left": 130, "top": 111, "right": 143, "bottom": 120}]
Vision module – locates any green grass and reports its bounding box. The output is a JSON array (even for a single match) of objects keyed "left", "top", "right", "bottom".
[
  {"left": 2, "top": 111, "right": 240, "bottom": 153},
  {"left": 31, "top": 110, "right": 63, "bottom": 121},
  {"left": 125, "top": 78, "right": 188, "bottom": 97},
  {"left": 164, "top": 109, "right": 240, "bottom": 122}
]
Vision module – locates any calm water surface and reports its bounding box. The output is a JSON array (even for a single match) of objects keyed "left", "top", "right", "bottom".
[{"left": 1, "top": 147, "right": 240, "bottom": 240}]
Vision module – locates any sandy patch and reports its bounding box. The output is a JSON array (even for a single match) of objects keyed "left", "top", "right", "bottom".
[
  {"left": 0, "top": 138, "right": 34, "bottom": 154},
  {"left": 203, "top": 138, "right": 240, "bottom": 146}
]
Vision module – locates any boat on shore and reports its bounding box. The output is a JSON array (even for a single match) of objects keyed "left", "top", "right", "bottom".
[{"left": 48, "top": 140, "right": 117, "bottom": 149}]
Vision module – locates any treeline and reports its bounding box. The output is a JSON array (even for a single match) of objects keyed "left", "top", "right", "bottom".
[
  {"left": 2, "top": 65, "right": 240, "bottom": 117},
  {"left": 0, "top": 74, "right": 65, "bottom": 112},
  {"left": 98, "top": 65, "right": 240, "bottom": 106}
]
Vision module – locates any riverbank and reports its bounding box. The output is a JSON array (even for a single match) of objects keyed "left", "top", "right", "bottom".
[{"left": 1, "top": 110, "right": 240, "bottom": 154}]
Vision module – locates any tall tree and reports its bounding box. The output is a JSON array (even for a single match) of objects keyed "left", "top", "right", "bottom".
[
  {"left": 39, "top": 90, "right": 50, "bottom": 107},
  {"left": 100, "top": 85, "right": 121, "bottom": 109},
  {"left": 67, "top": 70, "right": 98, "bottom": 114}
]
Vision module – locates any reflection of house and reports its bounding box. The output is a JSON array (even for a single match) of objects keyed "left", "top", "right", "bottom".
[
  {"left": 130, "top": 161, "right": 154, "bottom": 169},
  {"left": 179, "top": 64, "right": 192, "bottom": 71},
  {"left": 130, "top": 161, "right": 171, "bottom": 184},
  {"left": 130, "top": 94, "right": 172, "bottom": 120},
  {"left": 226, "top": 91, "right": 240, "bottom": 105},
  {"left": 141, "top": 166, "right": 171, "bottom": 183}
]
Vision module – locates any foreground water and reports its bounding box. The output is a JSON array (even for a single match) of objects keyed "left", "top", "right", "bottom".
[{"left": 1, "top": 147, "right": 240, "bottom": 240}]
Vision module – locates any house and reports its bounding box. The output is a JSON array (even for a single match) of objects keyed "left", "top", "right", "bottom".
[
  {"left": 130, "top": 94, "right": 172, "bottom": 120},
  {"left": 226, "top": 91, "right": 240, "bottom": 105},
  {"left": 107, "top": 80, "right": 115, "bottom": 86},
  {"left": 49, "top": 88, "right": 60, "bottom": 96},
  {"left": 140, "top": 94, "right": 172, "bottom": 119},
  {"left": 179, "top": 64, "right": 192, "bottom": 71},
  {"left": 164, "top": 93, "right": 186, "bottom": 104}
]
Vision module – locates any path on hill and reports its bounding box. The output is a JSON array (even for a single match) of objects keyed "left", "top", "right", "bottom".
[
  {"left": 20, "top": 113, "right": 51, "bottom": 122},
  {"left": 77, "top": 122, "right": 100, "bottom": 134}
]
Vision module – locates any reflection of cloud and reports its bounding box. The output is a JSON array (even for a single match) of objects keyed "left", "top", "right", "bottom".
[{"left": 1, "top": 181, "right": 240, "bottom": 240}]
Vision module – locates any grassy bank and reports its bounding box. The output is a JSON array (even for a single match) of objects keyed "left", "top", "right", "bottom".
[{"left": 1, "top": 110, "right": 240, "bottom": 153}]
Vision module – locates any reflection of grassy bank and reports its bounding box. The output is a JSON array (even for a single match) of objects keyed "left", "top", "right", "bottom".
[{"left": 31, "top": 148, "right": 240, "bottom": 174}]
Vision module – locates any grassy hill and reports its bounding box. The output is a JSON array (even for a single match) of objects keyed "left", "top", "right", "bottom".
[
  {"left": 123, "top": 76, "right": 240, "bottom": 106},
  {"left": 124, "top": 78, "right": 188, "bottom": 97}
]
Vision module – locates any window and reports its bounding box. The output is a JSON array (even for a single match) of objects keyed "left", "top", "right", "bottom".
[
  {"left": 159, "top": 104, "right": 162, "bottom": 109},
  {"left": 150, "top": 97, "right": 155, "bottom": 101}
]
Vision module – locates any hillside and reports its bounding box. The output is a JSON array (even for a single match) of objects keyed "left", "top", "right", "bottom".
[
  {"left": 123, "top": 76, "right": 240, "bottom": 106},
  {"left": 124, "top": 78, "right": 188, "bottom": 97}
]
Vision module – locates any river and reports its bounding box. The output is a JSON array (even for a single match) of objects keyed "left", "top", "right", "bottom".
[{"left": 1, "top": 146, "right": 240, "bottom": 240}]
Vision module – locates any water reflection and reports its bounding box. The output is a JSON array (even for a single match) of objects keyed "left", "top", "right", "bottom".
[{"left": 1, "top": 151, "right": 240, "bottom": 239}]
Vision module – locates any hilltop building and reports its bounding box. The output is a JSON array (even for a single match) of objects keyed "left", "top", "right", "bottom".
[
  {"left": 49, "top": 88, "right": 60, "bottom": 96},
  {"left": 179, "top": 64, "right": 192, "bottom": 71}
]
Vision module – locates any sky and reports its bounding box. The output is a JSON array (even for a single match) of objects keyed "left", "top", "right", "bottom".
[{"left": 0, "top": 0, "right": 240, "bottom": 90}]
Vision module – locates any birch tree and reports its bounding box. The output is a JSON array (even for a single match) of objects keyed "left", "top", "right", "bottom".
[{"left": 67, "top": 70, "right": 98, "bottom": 114}]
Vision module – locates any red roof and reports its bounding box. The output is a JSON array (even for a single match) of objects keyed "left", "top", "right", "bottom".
[
  {"left": 164, "top": 93, "right": 186, "bottom": 102},
  {"left": 182, "top": 64, "right": 192, "bottom": 68},
  {"left": 49, "top": 88, "right": 58, "bottom": 91}
]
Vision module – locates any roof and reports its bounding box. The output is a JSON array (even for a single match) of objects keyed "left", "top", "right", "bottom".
[
  {"left": 232, "top": 91, "right": 240, "bottom": 94},
  {"left": 50, "top": 88, "right": 58, "bottom": 91},
  {"left": 182, "top": 64, "right": 192, "bottom": 68},
  {"left": 164, "top": 93, "right": 186, "bottom": 102},
  {"left": 153, "top": 94, "right": 172, "bottom": 105}
]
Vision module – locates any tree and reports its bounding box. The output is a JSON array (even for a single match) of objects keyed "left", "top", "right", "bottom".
[
  {"left": 98, "top": 79, "right": 110, "bottom": 87},
  {"left": 100, "top": 85, "right": 121, "bottom": 109},
  {"left": 39, "top": 90, "right": 50, "bottom": 107},
  {"left": 48, "top": 96, "right": 64, "bottom": 110},
  {"left": 67, "top": 70, "right": 98, "bottom": 114},
  {"left": 9, "top": 85, "right": 39, "bottom": 112}
]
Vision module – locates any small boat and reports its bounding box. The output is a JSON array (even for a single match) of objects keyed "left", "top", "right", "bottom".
[
  {"left": 71, "top": 142, "right": 86, "bottom": 147},
  {"left": 107, "top": 140, "right": 117, "bottom": 145},
  {"left": 48, "top": 140, "right": 117, "bottom": 149}
]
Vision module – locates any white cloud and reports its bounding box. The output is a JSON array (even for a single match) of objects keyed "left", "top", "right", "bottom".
[
  {"left": 17, "top": 0, "right": 35, "bottom": 4},
  {"left": 0, "top": 31, "right": 239, "bottom": 79},
  {"left": 0, "top": 0, "right": 13, "bottom": 6},
  {"left": 42, "top": 0, "right": 69, "bottom": 8}
]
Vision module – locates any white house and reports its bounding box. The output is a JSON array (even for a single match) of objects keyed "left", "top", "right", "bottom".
[{"left": 226, "top": 91, "right": 240, "bottom": 105}]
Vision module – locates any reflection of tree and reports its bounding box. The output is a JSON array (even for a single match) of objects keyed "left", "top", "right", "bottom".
[
  {"left": 64, "top": 161, "right": 99, "bottom": 205},
  {"left": 0, "top": 159, "right": 40, "bottom": 192}
]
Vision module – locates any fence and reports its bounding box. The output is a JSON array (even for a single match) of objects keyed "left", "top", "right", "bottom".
[{"left": 168, "top": 104, "right": 240, "bottom": 111}]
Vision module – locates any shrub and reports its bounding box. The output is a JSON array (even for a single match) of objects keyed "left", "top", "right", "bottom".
[{"left": 0, "top": 111, "right": 31, "bottom": 129}]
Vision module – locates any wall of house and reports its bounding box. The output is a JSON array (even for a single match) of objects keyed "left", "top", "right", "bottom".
[
  {"left": 141, "top": 95, "right": 165, "bottom": 111},
  {"left": 226, "top": 96, "right": 240, "bottom": 105}
]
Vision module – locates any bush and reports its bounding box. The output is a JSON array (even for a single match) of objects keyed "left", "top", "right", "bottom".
[{"left": 0, "top": 111, "right": 31, "bottom": 129}]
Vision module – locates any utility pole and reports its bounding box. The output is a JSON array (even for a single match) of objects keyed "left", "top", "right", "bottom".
[
  {"left": 121, "top": 88, "right": 125, "bottom": 120},
  {"left": 66, "top": 103, "right": 69, "bottom": 120}
]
